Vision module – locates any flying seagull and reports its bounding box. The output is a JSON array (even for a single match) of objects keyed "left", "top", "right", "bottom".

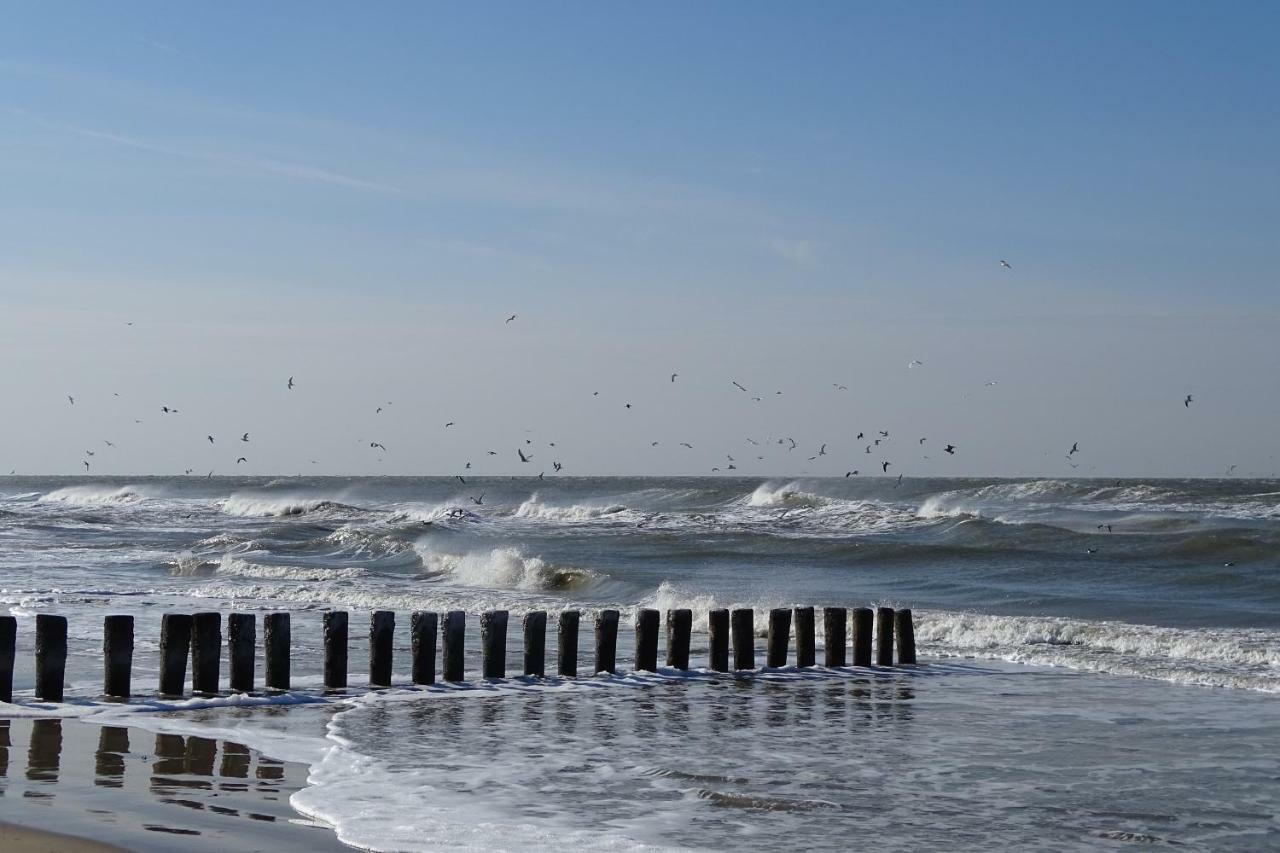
[
  {"left": 288, "top": 376, "right": 294, "bottom": 390},
  {"left": 518, "top": 448, "right": 531, "bottom": 463},
  {"left": 882, "top": 461, "right": 891, "bottom": 473},
  {"left": 671, "top": 373, "right": 678, "bottom": 383},
  {"left": 370, "top": 442, "right": 387, "bottom": 451},
  {"left": 845, "top": 470, "right": 859, "bottom": 477},
  {"left": 456, "top": 475, "right": 466, "bottom": 485},
  {"left": 236, "top": 457, "right": 247, "bottom": 464},
  {"left": 241, "top": 433, "right": 250, "bottom": 442},
  {"left": 680, "top": 442, "right": 694, "bottom": 449},
  {"left": 908, "top": 360, "right": 923, "bottom": 368},
  {"left": 470, "top": 494, "right": 484, "bottom": 506},
  {"left": 731, "top": 381, "right": 748, "bottom": 392},
  {"left": 445, "top": 422, "right": 455, "bottom": 428},
  {"left": 944, "top": 444, "right": 956, "bottom": 455},
  {"left": 207, "top": 435, "right": 214, "bottom": 444},
  {"left": 1184, "top": 395, "right": 1193, "bottom": 408},
  {"left": 1068, "top": 442, "right": 1079, "bottom": 456},
  {"left": 1000, "top": 260, "right": 1012, "bottom": 269},
  {"left": 505, "top": 314, "right": 517, "bottom": 324},
  {"left": 68, "top": 395, "right": 75, "bottom": 405}
]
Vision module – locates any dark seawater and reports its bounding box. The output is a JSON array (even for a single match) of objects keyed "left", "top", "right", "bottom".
[{"left": 2, "top": 475, "right": 1278, "bottom": 850}]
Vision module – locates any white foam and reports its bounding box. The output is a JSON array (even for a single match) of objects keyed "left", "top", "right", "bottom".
[
  {"left": 514, "top": 494, "right": 636, "bottom": 522},
  {"left": 214, "top": 554, "right": 368, "bottom": 582},
  {"left": 38, "top": 484, "right": 149, "bottom": 506},
  {"left": 416, "top": 543, "right": 599, "bottom": 592},
  {"left": 219, "top": 494, "right": 358, "bottom": 517}
]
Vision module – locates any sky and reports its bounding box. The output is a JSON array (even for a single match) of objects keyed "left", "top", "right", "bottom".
[{"left": 1, "top": 1, "right": 1277, "bottom": 478}]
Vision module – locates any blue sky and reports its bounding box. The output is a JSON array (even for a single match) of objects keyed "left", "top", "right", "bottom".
[{"left": 1, "top": 2, "right": 1277, "bottom": 476}]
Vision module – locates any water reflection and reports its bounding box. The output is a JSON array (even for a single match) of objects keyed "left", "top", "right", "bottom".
[{"left": 94, "top": 726, "right": 128, "bottom": 788}]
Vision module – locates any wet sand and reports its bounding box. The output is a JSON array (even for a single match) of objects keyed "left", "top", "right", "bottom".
[{"left": 0, "top": 716, "right": 347, "bottom": 852}]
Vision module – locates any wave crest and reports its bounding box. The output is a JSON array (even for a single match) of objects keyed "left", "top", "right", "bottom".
[
  {"left": 417, "top": 544, "right": 598, "bottom": 591},
  {"left": 39, "top": 485, "right": 147, "bottom": 506}
]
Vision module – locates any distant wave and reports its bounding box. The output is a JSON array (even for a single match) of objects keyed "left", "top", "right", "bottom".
[
  {"left": 746, "top": 481, "right": 831, "bottom": 508},
  {"left": 215, "top": 555, "right": 368, "bottom": 582},
  {"left": 219, "top": 495, "right": 363, "bottom": 518},
  {"left": 514, "top": 494, "right": 635, "bottom": 522},
  {"left": 38, "top": 485, "right": 148, "bottom": 506}
]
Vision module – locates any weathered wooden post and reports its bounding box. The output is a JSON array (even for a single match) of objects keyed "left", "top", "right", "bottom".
[
  {"left": 323, "top": 611, "right": 348, "bottom": 689},
  {"left": 558, "top": 610, "right": 579, "bottom": 677},
  {"left": 370, "top": 610, "right": 395, "bottom": 687},
  {"left": 442, "top": 610, "right": 465, "bottom": 682},
  {"left": 708, "top": 608, "right": 730, "bottom": 672},
  {"left": 35, "top": 614, "right": 68, "bottom": 702},
  {"left": 823, "top": 607, "right": 847, "bottom": 667},
  {"left": 793, "top": 606, "right": 815, "bottom": 667},
  {"left": 876, "top": 607, "right": 895, "bottom": 666},
  {"left": 481, "top": 611, "right": 508, "bottom": 679},
  {"left": 228, "top": 613, "right": 255, "bottom": 693},
  {"left": 731, "top": 608, "right": 755, "bottom": 670},
  {"left": 159, "top": 613, "right": 193, "bottom": 696},
  {"left": 0, "top": 615, "right": 15, "bottom": 703},
  {"left": 411, "top": 611, "right": 437, "bottom": 685},
  {"left": 594, "top": 609, "right": 619, "bottom": 674},
  {"left": 191, "top": 612, "right": 221, "bottom": 694},
  {"left": 767, "top": 608, "right": 791, "bottom": 668},
  {"left": 666, "top": 609, "right": 692, "bottom": 670},
  {"left": 895, "top": 608, "right": 917, "bottom": 664},
  {"left": 635, "top": 608, "right": 660, "bottom": 672},
  {"left": 523, "top": 611, "right": 546, "bottom": 677},
  {"left": 264, "top": 612, "right": 290, "bottom": 690},
  {"left": 102, "top": 615, "right": 133, "bottom": 698},
  {"left": 852, "top": 607, "right": 874, "bottom": 667}
]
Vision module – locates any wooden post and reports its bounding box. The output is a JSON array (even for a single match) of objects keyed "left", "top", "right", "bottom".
[
  {"left": 264, "top": 612, "right": 290, "bottom": 690},
  {"left": 523, "top": 611, "right": 546, "bottom": 677},
  {"left": 594, "top": 609, "right": 618, "bottom": 674},
  {"left": 370, "top": 610, "right": 395, "bottom": 687},
  {"left": 895, "top": 608, "right": 917, "bottom": 665},
  {"left": 102, "top": 615, "right": 133, "bottom": 698},
  {"left": 852, "top": 607, "right": 874, "bottom": 667},
  {"left": 557, "top": 610, "right": 579, "bottom": 677},
  {"left": 793, "top": 606, "right": 815, "bottom": 667},
  {"left": 708, "top": 608, "right": 730, "bottom": 672},
  {"left": 191, "top": 612, "right": 221, "bottom": 694},
  {"left": 35, "top": 614, "right": 68, "bottom": 702},
  {"left": 0, "top": 615, "right": 15, "bottom": 703},
  {"left": 228, "top": 613, "right": 255, "bottom": 693},
  {"left": 635, "top": 608, "right": 659, "bottom": 672},
  {"left": 442, "top": 610, "right": 465, "bottom": 682},
  {"left": 823, "top": 607, "right": 847, "bottom": 667},
  {"left": 731, "top": 608, "right": 754, "bottom": 670},
  {"left": 411, "top": 611, "right": 437, "bottom": 685},
  {"left": 767, "top": 608, "right": 791, "bottom": 668},
  {"left": 323, "top": 611, "right": 348, "bottom": 689},
  {"left": 876, "top": 607, "right": 894, "bottom": 666},
  {"left": 481, "top": 611, "right": 508, "bottom": 679},
  {"left": 158, "top": 613, "right": 193, "bottom": 696},
  {"left": 665, "top": 609, "right": 692, "bottom": 669}
]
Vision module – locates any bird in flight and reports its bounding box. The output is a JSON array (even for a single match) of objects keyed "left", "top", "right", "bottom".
[
  {"left": 370, "top": 442, "right": 387, "bottom": 451},
  {"left": 1184, "top": 395, "right": 1193, "bottom": 408},
  {"left": 445, "top": 422, "right": 455, "bottom": 428},
  {"left": 236, "top": 457, "right": 247, "bottom": 464},
  {"left": 82, "top": 460, "right": 89, "bottom": 471},
  {"left": 818, "top": 444, "right": 827, "bottom": 456},
  {"left": 680, "top": 442, "right": 693, "bottom": 449},
  {"left": 103, "top": 440, "right": 114, "bottom": 447},
  {"left": 67, "top": 395, "right": 75, "bottom": 405},
  {"left": 1068, "top": 442, "right": 1079, "bottom": 456},
  {"left": 456, "top": 475, "right": 466, "bottom": 485},
  {"left": 671, "top": 373, "right": 678, "bottom": 383},
  {"left": 241, "top": 433, "right": 250, "bottom": 442},
  {"left": 162, "top": 406, "right": 178, "bottom": 414},
  {"left": 731, "top": 381, "right": 748, "bottom": 392},
  {"left": 944, "top": 444, "right": 956, "bottom": 455},
  {"left": 908, "top": 360, "right": 923, "bottom": 368},
  {"left": 505, "top": 314, "right": 517, "bottom": 324},
  {"left": 918, "top": 438, "right": 927, "bottom": 445},
  {"left": 287, "top": 376, "right": 294, "bottom": 390},
  {"left": 470, "top": 494, "right": 484, "bottom": 506},
  {"left": 833, "top": 383, "right": 848, "bottom": 391},
  {"left": 1000, "top": 260, "right": 1012, "bottom": 269},
  {"left": 207, "top": 435, "right": 214, "bottom": 444},
  {"left": 879, "top": 431, "right": 889, "bottom": 437},
  {"left": 553, "top": 461, "right": 563, "bottom": 472},
  {"left": 882, "top": 461, "right": 891, "bottom": 473},
  {"left": 845, "top": 470, "right": 858, "bottom": 477},
  {"left": 518, "top": 448, "right": 531, "bottom": 463},
  {"left": 625, "top": 403, "right": 632, "bottom": 409}
]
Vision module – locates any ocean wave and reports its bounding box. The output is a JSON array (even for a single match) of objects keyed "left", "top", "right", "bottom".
[
  {"left": 214, "top": 555, "right": 368, "bottom": 582},
  {"left": 915, "top": 610, "right": 1280, "bottom": 692},
  {"left": 514, "top": 494, "right": 635, "bottom": 522},
  {"left": 38, "top": 485, "right": 148, "bottom": 506},
  {"left": 219, "top": 495, "right": 363, "bottom": 518},
  {"left": 416, "top": 544, "right": 599, "bottom": 592},
  {"left": 746, "top": 481, "right": 831, "bottom": 508}
]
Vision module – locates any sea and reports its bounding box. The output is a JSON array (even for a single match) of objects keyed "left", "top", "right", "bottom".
[{"left": 2, "top": 475, "right": 1278, "bottom": 851}]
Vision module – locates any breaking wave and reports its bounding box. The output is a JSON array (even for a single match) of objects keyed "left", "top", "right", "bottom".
[
  {"left": 416, "top": 544, "right": 600, "bottom": 592},
  {"left": 514, "top": 494, "right": 635, "bottom": 522},
  {"left": 219, "top": 495, "right": 363, "bottom": 518},
  {"left": 39, "top": 485, "right": 148, "bottom": 506}
]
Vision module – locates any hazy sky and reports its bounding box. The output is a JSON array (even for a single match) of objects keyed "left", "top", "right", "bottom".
[{"left": 2, "top": 2, "right": 1277, "bottom": 478}]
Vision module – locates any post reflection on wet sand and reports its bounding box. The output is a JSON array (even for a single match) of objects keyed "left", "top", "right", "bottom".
[{"left": 0, "top": 717, "right": 345, "bottom": 851}]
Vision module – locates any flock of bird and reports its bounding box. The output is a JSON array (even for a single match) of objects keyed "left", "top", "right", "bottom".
[{"left": 52, "top": 262, "right": 1202, "bottom": 484}]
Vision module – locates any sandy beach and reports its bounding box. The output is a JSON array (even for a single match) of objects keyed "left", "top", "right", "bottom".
[{"left": 0, "top": 715, "right": 346, "bottom": 852}]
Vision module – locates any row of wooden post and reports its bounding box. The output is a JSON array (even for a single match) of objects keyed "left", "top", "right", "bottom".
[{"left": 0, "top": 607, "right": 916, "bottom": 703}]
